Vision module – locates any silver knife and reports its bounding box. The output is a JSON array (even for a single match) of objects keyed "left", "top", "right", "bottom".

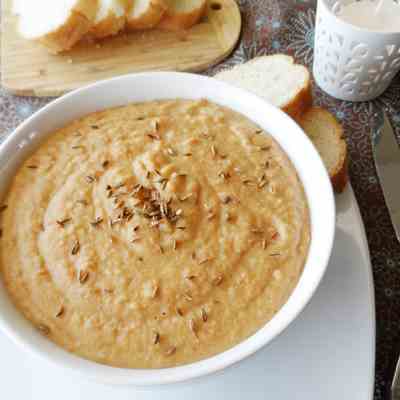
[{"left": 372, "top": 112, "right": 400, "bottom": 243}]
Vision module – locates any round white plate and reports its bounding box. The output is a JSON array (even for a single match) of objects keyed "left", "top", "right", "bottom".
[{"left": 0, "top": 184, "right": 375, "bottom": 399}]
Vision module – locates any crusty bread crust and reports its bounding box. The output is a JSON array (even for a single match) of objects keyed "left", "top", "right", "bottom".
[
  {"left": 29, "top": 0, "right": 98, "bottom": 53},
  {"left": 215, "top": 55, "right": 313, "bottom": 121},
  {"left": 90, "top": 13, "right": 125, "bottom": 38},
  {"left": 126, "top": 0, "right": 167, "bottom": 30},
  {"left": 331, "top": 150, "right": 348, "bottom": 193},
  {"left": 244, "top": 55, "right": 312, "bottom": 121},
  {"left": 158, "top": 0, "right": 206, "bottom": 31},
  {"left": 298, "top": 107, "right": 348, "bottom": 193},
  {"left": 38, "top": 11, "right": 93, "bottom": 53},
  {"left": 281, "top": 80, "right": 312, "bottom": 121}
]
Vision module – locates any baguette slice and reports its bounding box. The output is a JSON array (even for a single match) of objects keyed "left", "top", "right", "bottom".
[
  {"left": 158, "top": 0, "right": 207, "bottom": 31},
  {"left": 298, "top": 107, "right": 348, "bottom": 193},
  {"left": 215, "top": 55, "right": 312, "bottom": 121},
  {"left": 17, "top": 0, "right": 99, "bottom": 53},
  {"left": 126, "top": 0, "right": 167, "bottom": 30},
  {"left": 90, "top": 0, "right": 127, "bottom": 38}
]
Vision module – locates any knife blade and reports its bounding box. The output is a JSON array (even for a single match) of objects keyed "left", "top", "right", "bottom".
[{"left": 372, "top": 113, "right": 400, "bottom": 242}]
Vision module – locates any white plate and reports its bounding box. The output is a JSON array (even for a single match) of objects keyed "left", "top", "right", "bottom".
[{"left": 0, "top": 184, "right": 375, "bottom": 399}]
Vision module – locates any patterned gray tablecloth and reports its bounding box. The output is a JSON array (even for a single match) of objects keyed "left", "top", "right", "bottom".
[{"left": 1, "top": 1, "right": 400, "bottom": 398}]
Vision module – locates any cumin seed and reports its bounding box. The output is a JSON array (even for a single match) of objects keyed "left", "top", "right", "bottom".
[
  {"left": 259, "top": 146, "right": 271, "bottom": 151},
  {"left": 56, "top": 218, "right": 71, "bottom": 227},
  {"left": 220, "top": 194, "right": 231, "bottom": 204},
  {"left": 271, "top": 231, "right": 279, "bottom": 240},
  {"left": 258, "top": 180, "right": 267, "bottom": 189},
  {"left": 147, "top": 133, "right": 160, "bottom": 141},
  {"left": 225, "top": 212, "right": 233, "bottom": 222},
  {"left": 212, "top": 275, "right": 223, "bottom": 286},
  {"left": 165, "top": 346, "right": 176, "bottom": 356},
  {"left": 180, "top": 193, "right": 193, "bottom": 202},
  {"left": 78, "top": 270, "right": 89, "bottom": 284},
  {"left": 176, "top": 306, "right": 183, "bottom": 316},
  {"left": 85, "top": 175, "right": 95, "bottom": 183},
  {"left": 55, "top": 306, "right": 65, "bottom": 318},
  {"left": 38, "top": 324, "right": 50, "bottom": 336},
  {"left": 27, "top": 165, "right": 38, "bottom": 169},
  {"left": 207, "top": 212, "right": 215, "bottom": 220},
  {"left": 71, "top": 240, "right": 80, "bottom": 255},
  {"left": 90, "top": 217, "right": 103, "bottom": 227},
  {"left": 201, "top": 308, "right": 208, "bottom": 322},
  {"left": 167, "top": 147, "right": 176, "bottom": 156},
  {"left": 153, "top": 331, "right": 160, "bottom": 345}
]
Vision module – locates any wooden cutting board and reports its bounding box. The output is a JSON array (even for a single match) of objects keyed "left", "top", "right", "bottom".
[{"left": 1, "top": 0, "right": 241, "bottom": 97}]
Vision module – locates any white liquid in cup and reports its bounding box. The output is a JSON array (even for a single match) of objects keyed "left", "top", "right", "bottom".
[{"left": 337, "top": 0, "right": 400, "bottom": 32}]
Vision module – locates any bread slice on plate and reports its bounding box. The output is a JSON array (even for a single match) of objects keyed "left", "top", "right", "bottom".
[
  {"left": 215, "top": 55, "right": 312, "bottom": 121},
  {"left": 214, "top": 55, "right": 347, "bottom": 193},
  {"left": 126, "top": 0, "right": 167, "bottom": 30},
  {"left": 90, "top": 0, "right": 127, "bottom": 38},
  {"left": 158, "top": 0, "right": 207, "bottom": 31},
  {"left": 17, "top": 0, "right": 99, "bottom": 53},
  {"left": 298, "top": 107, "right": 348, "bottom": 193}
]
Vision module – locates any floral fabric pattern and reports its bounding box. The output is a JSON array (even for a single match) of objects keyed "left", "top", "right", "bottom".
[{"left": 1, "top": 1, "right": 400, "bottom": 398}]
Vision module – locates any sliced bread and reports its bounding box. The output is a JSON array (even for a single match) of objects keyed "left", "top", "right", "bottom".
[
  {"left": 90, "top": 0, "right": 127, "bottom": 38},
  {"left": 158, "top": 0, "right": 207, "bottom": 31},
  {"left": 17, "top": 0, "right": 99, "bottom": 53},
  {"left": 126, "top": 0, "right": 167, "bottom": 30},
  {"left": 215, "top": 55, "right": 312, "bottom": 121},
  {"left": 298, "top": 107, "right": 348, "bottom": 193}
]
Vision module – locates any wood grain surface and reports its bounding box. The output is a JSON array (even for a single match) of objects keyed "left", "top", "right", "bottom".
[{"left": 1, "top": 0, "right": 241, "bottom": 97}]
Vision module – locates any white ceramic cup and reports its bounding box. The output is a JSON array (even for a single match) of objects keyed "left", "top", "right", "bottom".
[
  {"left": 0, "top": 72, "right": 335, "bottom": 386},
  {"left": 313, "top": 0, "right": 400, "bottom": 101}
]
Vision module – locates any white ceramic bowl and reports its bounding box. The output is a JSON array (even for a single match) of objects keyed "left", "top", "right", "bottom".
[{"left": 0, "top": 72, "right": 335, "bottom": 386}]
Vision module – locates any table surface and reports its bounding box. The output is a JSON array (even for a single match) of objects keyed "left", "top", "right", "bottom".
[{"left": 1, "top": 1, "right": 399, "bottom": 398}]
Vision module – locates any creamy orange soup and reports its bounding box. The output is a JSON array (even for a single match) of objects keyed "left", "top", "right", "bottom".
[{"left": 0, "top": 99, "right": 310, "bottom": 368}]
